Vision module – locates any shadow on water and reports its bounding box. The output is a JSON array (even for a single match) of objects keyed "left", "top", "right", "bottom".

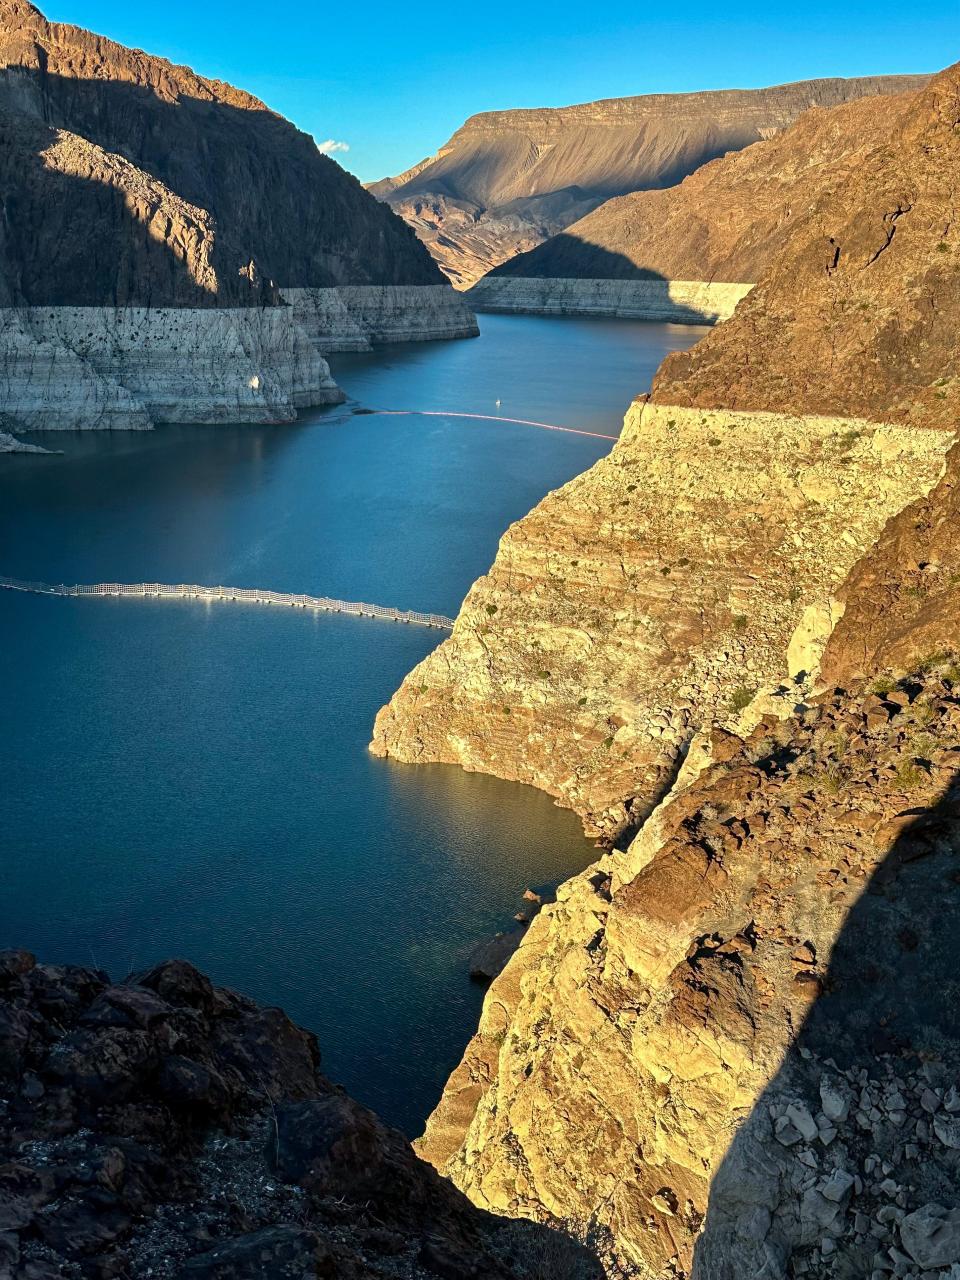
[{"left": 693, "top": 775, "right": 960, "bottom": 1278}]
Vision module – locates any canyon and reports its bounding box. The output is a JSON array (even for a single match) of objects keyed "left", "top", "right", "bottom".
[
  {"left": 0, "top": 1, "right": 476, "bottom": 441},
  {"left": 371, "top": 62, "right": 960, "bottom": 1277},
  {"left": 372, "top": 75, "right": 926, "bottom": 289}
]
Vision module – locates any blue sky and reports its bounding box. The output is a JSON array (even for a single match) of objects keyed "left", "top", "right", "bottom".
[{"left": 46, "top": 0, "right": 952, "bottom": 183}]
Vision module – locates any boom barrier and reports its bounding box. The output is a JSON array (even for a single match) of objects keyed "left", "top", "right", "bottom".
[{"left": 0, "top": 575, "right": 454, "bottom": 630}]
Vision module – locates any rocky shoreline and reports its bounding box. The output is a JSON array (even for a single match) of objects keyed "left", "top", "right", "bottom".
[{"left": 0, "top": 287, "right": 477, "bottom": 435}]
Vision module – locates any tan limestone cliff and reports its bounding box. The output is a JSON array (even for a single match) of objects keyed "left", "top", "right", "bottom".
[{"left": 371, "top": 398, "right": 953, "bottom": 837}]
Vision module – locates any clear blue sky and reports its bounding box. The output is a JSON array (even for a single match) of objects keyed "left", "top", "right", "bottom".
[{"left": 46, "top": 0, "right": 951, "bottom": 183}]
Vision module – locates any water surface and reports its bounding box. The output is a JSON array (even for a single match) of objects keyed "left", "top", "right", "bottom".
[{"left": 0, "top": 315, "right": 706, "bottom": 1130}]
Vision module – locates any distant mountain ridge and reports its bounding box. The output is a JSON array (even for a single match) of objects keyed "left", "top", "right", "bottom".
[{"left": 372, "top": 75, "right": 929, "bottom": 287}]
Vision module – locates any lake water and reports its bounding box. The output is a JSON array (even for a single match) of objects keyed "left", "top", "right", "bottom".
[{"left": 0, "top": 314, "right": 706, "bottom": 1132}]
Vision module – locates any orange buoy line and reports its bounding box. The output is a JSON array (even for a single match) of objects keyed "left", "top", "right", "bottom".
[{"left": 370, "top": 409, "right": 619, "bottom": 442}]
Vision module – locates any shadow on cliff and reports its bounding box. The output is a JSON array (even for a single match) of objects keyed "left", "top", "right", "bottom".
[
  {"left": 692, "top": 772, "right": 960, "bottom": 1278},
  {"left": 0, "top": 67, "right": 442, "bottom": 305},
  {"left": 485, "top": 240, "right": 718, "bottom": 322}
]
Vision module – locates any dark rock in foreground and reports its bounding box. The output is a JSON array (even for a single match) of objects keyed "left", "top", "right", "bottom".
[{"left": 0, "top": 952, "right": 590, "bottom": 1278}]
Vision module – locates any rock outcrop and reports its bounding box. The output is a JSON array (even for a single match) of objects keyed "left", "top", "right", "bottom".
[
  {"left": 369, "top": 59, "right": 960, "bottom": 1280},
  {"left": 0, "top": 950, "right": 597, "bottom": 1279},
  {"left": 372, "top": 76, "right": 926, "bottom": 288},
  {"left": 417, "top": 666, "right": 960, "bottom": 1278},
  {"left": 0, "top": 1, "right": 477, "bottom": 435}
]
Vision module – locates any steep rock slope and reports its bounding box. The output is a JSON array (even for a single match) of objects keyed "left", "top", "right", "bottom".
[
  {"left": 418, "top": 666, "right": 960, "bottom": 1278},
  {"left": 470, "top": 86, "right": 916, "bottom": 319},
  {"left": 652, "top": 62, "right": 960, "bottom": 430},
  {"left": 0, "top": 951, "right": 596, "bottom": 1278},
  {"left": 372, "top": 76, "right": 926, "bottom": 287},
  {"left": 0, "top": 0, "right": 441, "bottom": 299},
  {"left": 371, "top": 65, "right": 960, "bottom": 840},
  {"left": 0, "top": 1, "right": 476, "bottom": 435}
]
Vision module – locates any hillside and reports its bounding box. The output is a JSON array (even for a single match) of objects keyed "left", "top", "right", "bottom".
[
  {"left": 652, "top": 60, "right": 960, "bottom": 430},
  {"left": 0, "top": 1, "right": 476, "bottom": 434},
  {"left": 372, "top": 75, "right": 927, "bottom": 287},
  {"left": 486, "top": 86, "right": 915, "bottom": 285}
]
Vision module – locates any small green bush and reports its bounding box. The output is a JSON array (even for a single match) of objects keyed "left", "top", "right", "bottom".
[
  {"left": 729, "top": 685, "right": 754, "bottom": 713},
  {"left": 486, "top": 603, "right": 498, "bottom": 616}
]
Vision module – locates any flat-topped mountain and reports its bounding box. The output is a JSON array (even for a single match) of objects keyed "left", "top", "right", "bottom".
[
  {"left": 0, "top": 0, "right": 442, "bottom": 304},
  {"left": 486, "top": 85, "right": 916, "bottom": 285},
  {"left": 372, "top": 75, "right": 928, "bottom": 287}
]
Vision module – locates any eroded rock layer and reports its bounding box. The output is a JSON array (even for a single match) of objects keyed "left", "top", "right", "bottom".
[
  {"left": 371, "top": 399, "right": 953, "bottom": 837},
  {"left": 372, "top": 76, "right": 926, "bottom": 288},
  {"left": 418, "top": 666, "right": 960, "bottom": 1279}
]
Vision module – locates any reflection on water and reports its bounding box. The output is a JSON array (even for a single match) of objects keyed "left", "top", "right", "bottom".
[{"left": 0, "top": 315, "right": 707, "bottom": 1131}]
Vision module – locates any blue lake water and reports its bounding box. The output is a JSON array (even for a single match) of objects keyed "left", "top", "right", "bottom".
[{"left": 0, "top": 314, "right": 706, "bottom": 1132}]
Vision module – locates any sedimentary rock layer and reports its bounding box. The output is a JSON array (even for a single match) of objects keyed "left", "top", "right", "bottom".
[
  {"left": 467, "top": 278, "right": 752, "bottom": 323},
  {"left": 372, "top": 76, "right": 927, "bottom": 287},
  {"left": 418, "top": 666, "right": 960, "bottom": 1278},
  {"left": 488, "top": 86, "right": 916, "bottom": 286},
  {"left": 371, "top": 399, "right": 954, "bottom": 836}
]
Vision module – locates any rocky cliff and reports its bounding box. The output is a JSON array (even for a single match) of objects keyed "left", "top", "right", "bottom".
[
  {"left": 371, "top": 62, "right": 960, "bottom": 1276},
  {"left": 371, "top": 64, "right": 960, "bottom": 839},
  {"left": 372, "top": 76, "right": 927, "bottom": 288},
  {"left": 417, "top": 664, "right": 960, "bottom": 1278},
  {"left": 0, "top": 1, "right": 476, "bottom": 438},
  {"left": 0, "top": 950, "right": 598, "bottom": 1279}
]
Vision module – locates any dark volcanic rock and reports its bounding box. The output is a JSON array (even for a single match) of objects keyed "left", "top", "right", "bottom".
[{"left": 0, "top": 952, "right": 564, "bottom": 1278}]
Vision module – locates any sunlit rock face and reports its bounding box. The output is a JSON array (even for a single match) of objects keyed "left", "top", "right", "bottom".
[
  {"left": 371, "top": 397, "right": 952, "bottom": 838},
  {"left": 417, "top": 667, "right": 960, "bottom": 1278},
  {"left": 378, "top": 63, "right": 960, "bottom": 1279},
  {"left": 371, "top": 75, "right": 926, "bottom": 288}
]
